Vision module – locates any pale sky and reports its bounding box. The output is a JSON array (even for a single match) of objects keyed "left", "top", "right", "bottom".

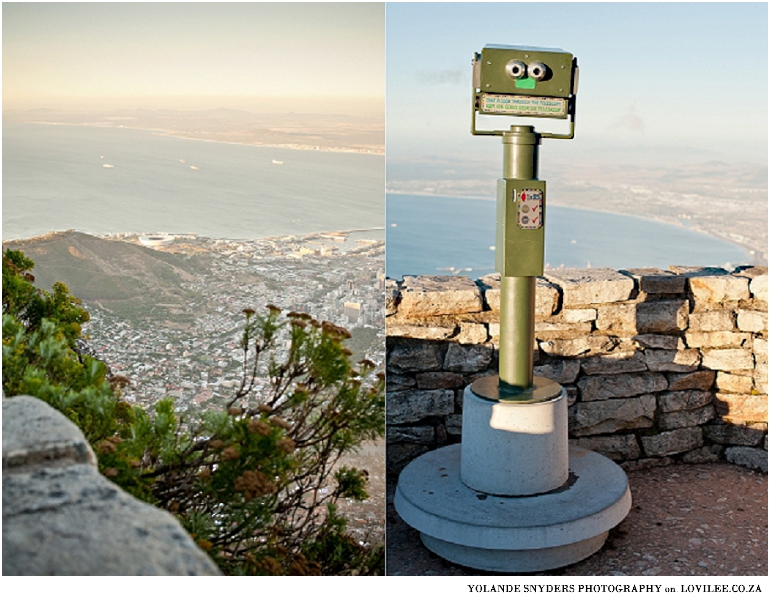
[
  {"left": 387, "top": 2, "right": 768, "bottom": 167},
  {"left": 3, "top": 2, "right": 385, "bottom": 113}
]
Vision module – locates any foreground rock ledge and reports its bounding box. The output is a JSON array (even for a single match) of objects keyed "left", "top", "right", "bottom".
[{"left": 2, "top": 395, "right": 222, "bottom": 576}]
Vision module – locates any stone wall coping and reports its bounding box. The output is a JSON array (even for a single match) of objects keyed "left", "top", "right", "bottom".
[{"left": 3, "top": 396, "right": 222, "bottom": 575}]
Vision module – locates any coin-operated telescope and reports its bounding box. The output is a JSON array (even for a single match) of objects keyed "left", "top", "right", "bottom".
[
  {"left": 471, "top": 45, "right": 578, "bottom": 397},
  {"left": 395, "top": 44, "right": 632, "bottom": 573},
  {"left": 472, "top": 44, "right": 578, "bottom": 138}
]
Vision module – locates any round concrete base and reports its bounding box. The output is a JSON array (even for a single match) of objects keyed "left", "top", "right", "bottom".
[{"left": 394, "top": 444, "right": 632, "bottom": 573}]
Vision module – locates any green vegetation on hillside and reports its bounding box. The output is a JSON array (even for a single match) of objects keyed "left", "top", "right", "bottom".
[
  {"left": 2, "top": 249, "right": 385, "bottom": 575},
  {"left": 3, "top": 231, "right": 210, "bottom": 323}
]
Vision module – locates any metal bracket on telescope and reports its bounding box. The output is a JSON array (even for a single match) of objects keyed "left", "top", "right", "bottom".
[{"left": 471, "top": 45, "right": 578, "bottom": 139}]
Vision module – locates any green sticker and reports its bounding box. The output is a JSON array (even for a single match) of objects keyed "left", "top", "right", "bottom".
[{"left": 515, "top": 77, "right": 536, "bottom": 90}]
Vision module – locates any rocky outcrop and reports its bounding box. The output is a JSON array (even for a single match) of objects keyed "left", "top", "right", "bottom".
[
  {"left": 386, "top": 266, "right": 768, "bottom": 475},
  {"left": 2, "top": 396, "right": 222, "bottom": 576}
]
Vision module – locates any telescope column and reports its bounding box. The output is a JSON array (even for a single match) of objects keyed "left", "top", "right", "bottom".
[
  {"left": 499, "top": 127, "right": 537, "bottom": 392},
  {"left": 393, "top": 44, "right": 632, "bottom": 573}
]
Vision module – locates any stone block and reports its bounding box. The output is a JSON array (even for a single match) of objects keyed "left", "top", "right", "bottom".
[
  {"left": 685, "top": 331, "right": 750, "bottom": 349},
  {"left": 539, "top": 335, "right": 620, "bottom": 358},
  {"left": 701, "top": 348, "right": 754, "bottom": 371},
  {"left": 635, "top": 300, "right": 688, "bottom": 334},
  {"left": 688, "top": 274, "right": 750, "bottom": 303},
  {"left": 596, "top": 303, "right": 638, "bottom": 334},
  {"left": 703, "top": 422, "right": 767, "bottom": 446},
  {"left": 644, "top": 349, "right": 701, "bottom": 372},
  {"left": 536, "top": 277, "right": 561, "bottom": 316},
  {"left": 658, "top": 390, "right": 713, "bottom": 413},
  {"left": 659, "top": 405, "right": 715, "bottom": 430},
  {"left": 477, "top": 273, "right": 500, "bottom": 310},
  {"left": 455, "top": 323, "right": 488, "bottom": 345},
  {"left": 571, "top": 435, "right": 641, "bottom": 461},
  {"left": 688, "top": 310, "right": 735, "bottom": 332},
  {"left": 750, "top": 273, "right": 768, "bottom": 302},
  {"left": 443, "top": 343, "right": 493, "bottom": 373},
  {"left": 385, "top": 278, "right": 400, "bottom": 316},
  {"left": 398, "top": 275, "right": 483, "bottom": 318},
  {"left": 577, "top": 372, "right": 667, "bottom": 401},
  {"left": 633, "top": 334, "right": 683, "bottom": 350},
  {"left": 714, "top": 393, "right": 768, "bottom": 422},
  {"left": 387, "top": 338, "right": 443, "bottom": 373},
  {"left": 666, "top": 370, "right": 716, "bottom": 391},
  {"left": 387, "top": 425, "right": 435, "bottom": 445},
  {"left": 725, "top": 447, "right": 768, "bottom": 472},
  {"left": 386, "top": 373, "right": 415, "bottom": 392},
  {"left": 737, "top": 310, "right": 768, "bottom": 334},
  {"left": 545, "top": 268, "right": 634, "bottom": 306},
  {"left": 755, "top": 338, "right": 768, "bottom": 362},
  {"left": 640, "top": 427, "right": 703, "bottom": 457},
  {"left": 533, "top": 359, "right": 581, "bottom": 384},
  {"left": 386, "top": 323, "right": 457, "bottom": 340},
  {"left": 670, "top": 266, "right": 729, "bottom": 276},
  {"left": 569, "top": 395, "right": 656, "bottom": 436},
  {"left": 535, "top": 319, "right": 593, "bottom": 335},
  {"left": 596, "top": 302, "right": 639, "bottom": 336},
  {"left": 621, "top": 268, "right": 687, "bottom": 295},
  {"left": 415, "top": 371, "right": 465, "bottom": 390},
  {"left": 754, "top": 362, "right": 768, "bottom": 394},
  {"left": 715, "top": 372, "right": 755, "bottom": 394},
  {"left": 580, "top": 351, "right": 647, "bottom": 375},
  {"left": 446, "top": 414, "right": 463, "bottom": 436},
  {"left": 681, "top": 445, "right": 722, "bottom": 464},
  {"left": 563, "top": 308, "right": 597, "bottom": 323},
  {"left": 386, "top": 389, "right": 455, "bottom": 424}
]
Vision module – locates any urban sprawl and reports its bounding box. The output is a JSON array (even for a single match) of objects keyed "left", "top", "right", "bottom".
[{"left": 83, "top": 231, "right": 385, "bottom": 412}]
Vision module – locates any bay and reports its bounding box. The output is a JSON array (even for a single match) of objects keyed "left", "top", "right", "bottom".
[
  {"left": 386, "top": 193, "right": 751, "bottom": 279},
  {"left": 2, "top": 123, "right": 384, "bottom": 241}
]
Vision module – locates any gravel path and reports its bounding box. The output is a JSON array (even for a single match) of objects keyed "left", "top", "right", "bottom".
[{"left": 386, "top": 461, "right": 767, "bottom": 576}]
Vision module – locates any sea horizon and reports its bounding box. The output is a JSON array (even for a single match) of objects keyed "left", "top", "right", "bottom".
[{"left": 2, "top": 122, "right": 385, "bottom": 243}]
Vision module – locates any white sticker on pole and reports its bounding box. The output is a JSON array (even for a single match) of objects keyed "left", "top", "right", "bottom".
[
  {"left": 516, "top": 188, "right": 543, "bottom": 230},
  {"left": 480, "top": 94, "right": 568, "bottom": 118}
]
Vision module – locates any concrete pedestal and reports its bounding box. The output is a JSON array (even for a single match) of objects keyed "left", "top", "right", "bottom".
[
  {"left": 395, "top": 444, "right": 631, "bottom": 572},
  {"left": 461, "top": 386, "right": 568, "bottom": 496}
]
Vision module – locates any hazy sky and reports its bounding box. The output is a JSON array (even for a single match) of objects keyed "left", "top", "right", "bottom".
[
  {"left": 387, "top": 2, "right": 768, "bottom": 167},
  {"left": 3, "top": 3, "right": 385, "bottom": 114}
]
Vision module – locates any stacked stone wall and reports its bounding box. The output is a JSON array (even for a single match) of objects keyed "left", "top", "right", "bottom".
[{"left": 386, "top": 266, "right": 768, "bottom": 475}]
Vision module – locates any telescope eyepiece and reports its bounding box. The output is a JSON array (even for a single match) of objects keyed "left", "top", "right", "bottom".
[
  {"left": 527, "top": 62, "right": 548, "bottom": 81},
  {"left": 505, "top": 60, "right": 528, "bottom": 80}
]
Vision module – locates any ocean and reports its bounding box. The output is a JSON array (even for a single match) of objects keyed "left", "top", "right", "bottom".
[
  {"left": 2, "top": 123, "right": 751, "bottom": 278},
  {"left": 2, "top": 123, "right": 384, "bottom": 241},
  {"left": 386, "top": 193, "right": 752, "bottom": 279}
]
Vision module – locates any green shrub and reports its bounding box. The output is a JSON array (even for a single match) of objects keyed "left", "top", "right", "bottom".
[{"left": 2, "top": 249, "right": 385, "bottom": 575}]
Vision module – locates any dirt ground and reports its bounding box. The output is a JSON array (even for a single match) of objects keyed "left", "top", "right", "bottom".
[{"left": 386, "top": 460, "right": 767, "bottom": 576}]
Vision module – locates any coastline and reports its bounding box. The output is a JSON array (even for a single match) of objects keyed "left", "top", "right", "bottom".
[
  {"left": 3, "top": 120, "right": 384, "bottom": 156},
  {"left": 3, "top": 227, "right": 386, "bottom": 247},
  {"left": 386, "top": 190, "right": 761, "bottom": 264}
]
